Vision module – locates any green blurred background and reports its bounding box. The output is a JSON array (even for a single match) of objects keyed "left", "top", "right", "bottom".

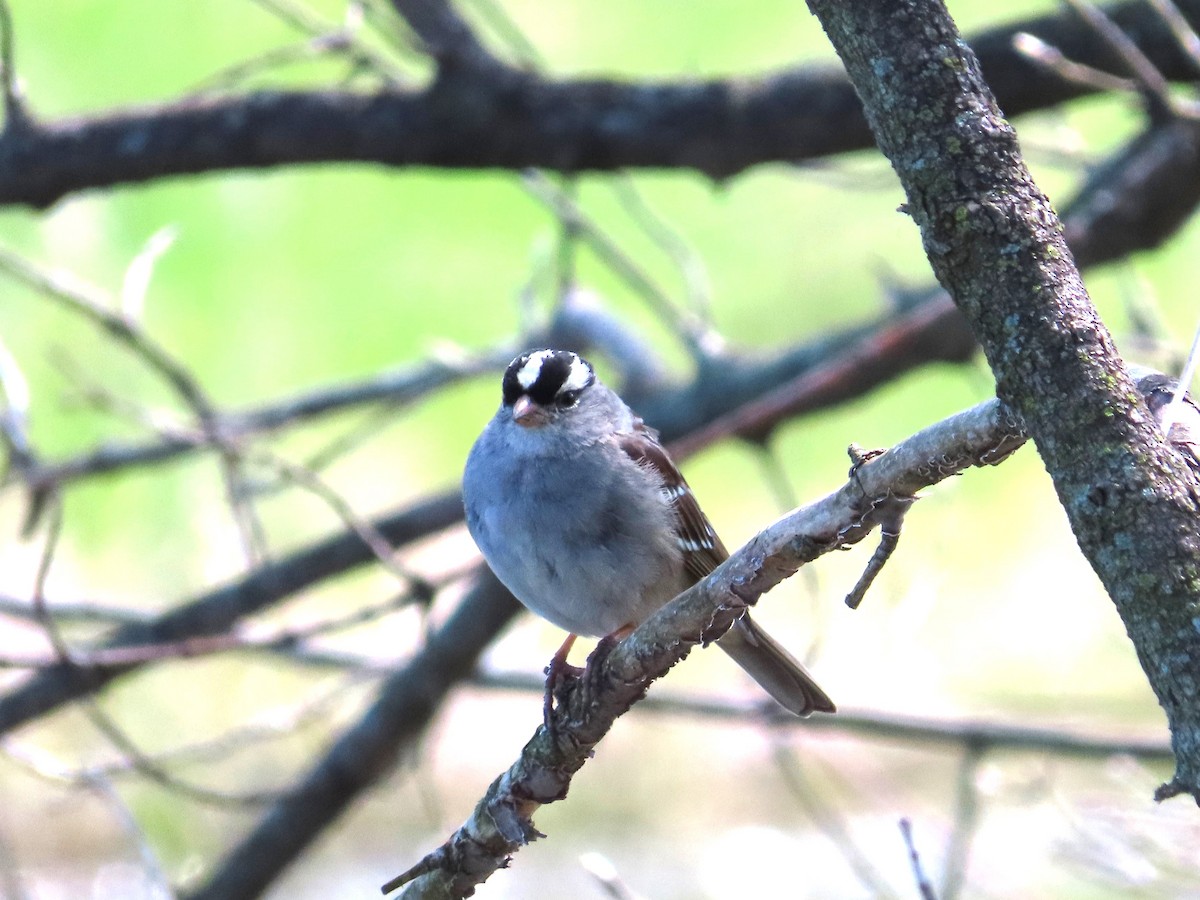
[{"left": 1, "top": 1, "right": 1198, "bottom": 897}]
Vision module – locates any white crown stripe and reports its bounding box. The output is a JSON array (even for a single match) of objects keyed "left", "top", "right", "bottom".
[
  {"left": 516, "top": 350, "right": 553, "bottom": 389},
  {"left": 561, "top": 356, "right": 593, "bottom": 393}
]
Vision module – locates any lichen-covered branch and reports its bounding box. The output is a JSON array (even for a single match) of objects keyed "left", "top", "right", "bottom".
[{"left": 807, "top": 0, "right": 1200, "bottom": 802}]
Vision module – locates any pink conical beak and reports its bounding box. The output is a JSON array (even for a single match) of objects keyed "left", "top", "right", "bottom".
[{"left": 512, "top": 396, "right": 547, "bottom": 427}]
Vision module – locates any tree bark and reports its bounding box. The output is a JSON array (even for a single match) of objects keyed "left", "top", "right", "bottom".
[{"left": 807, "top": 0, "right": 1200, "bottom": 802}]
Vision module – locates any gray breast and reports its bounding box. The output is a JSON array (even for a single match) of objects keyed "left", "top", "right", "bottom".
[{"left": 465, "top": 433, "right": 683, "bottom": 636}]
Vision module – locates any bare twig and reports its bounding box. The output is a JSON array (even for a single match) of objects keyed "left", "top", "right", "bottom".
[
  {"left": 0, "top": 244, "right": 268, "bottom": 559},
  {"left": 191, "top": 571, "right": 521, "bottom": 900},
  {"left": 86, "top": 775, "right": 175, "bottom": 900},
  {"left": 389, "top": 0, "right": 498, "bottom": 70},
  {"left": 10, "top": 342, "right": 512, "bottom": 491},
  {"left": 471, "top": 670, "right": 1175, "bottom": 760},
  {"left": 1013, "top": 31, "right": 1137, "bottom": 94},
  {"left": 188, "top": 18, "right": 407, "bottom": 96},
  {"left": 844, "top": 444, "right": 914, "bottom": 610},
  {"left": 899, "top": 818, "right": 939, "bottom": 900},
  {"left": 0, "top": 331, "right": 32, "bottom": 474},
  {"left": 521, "top": 171, "right": 712, "bottom": 352},
  {"left": 1148, "top": 0, "right": 1200, "bottom": 72},
  {"left": 773, "top": 745, "right": 898, "bottom": 898},
  {"left": 81, "top": 700, "right": 285, "bottom": 807},
  {"left": 610, "top": 175, "right": 715, "bottom": 327},
  {"left": 1063, "top": 0, "right": 1179, "bottom": 115},
  {"left": 23, "top": 489, "right": 285, "bottom": 807},
  {"left": 0, "top": 490, "right": 466, "bottom": 735},
  {"left": 0, "top": 0, "right": 25, "bottom": 131},
  {"left": 29, "top": 497, "right": 72, "bottom": 662},
  {"left": 939, "top": 743, "right": 986, "bottom": 900}
]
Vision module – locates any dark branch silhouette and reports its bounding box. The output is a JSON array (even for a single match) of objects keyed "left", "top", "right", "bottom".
[{"left": 2, "top": 2, "right": 1200, "bottom": 208}]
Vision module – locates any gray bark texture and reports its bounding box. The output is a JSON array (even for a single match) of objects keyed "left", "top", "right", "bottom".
[{"left": 806, "top": 0, "right": 1200, "bottom": 802}]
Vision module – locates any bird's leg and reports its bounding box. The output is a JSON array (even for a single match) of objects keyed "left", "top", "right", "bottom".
[{"left": 543, "top": 633, "right": 581, "bottom": 727}]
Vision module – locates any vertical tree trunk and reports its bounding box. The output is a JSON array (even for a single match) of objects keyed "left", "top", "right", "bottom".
[{"left": 807, "top": 0, "right": 1200, "bottom": 802}]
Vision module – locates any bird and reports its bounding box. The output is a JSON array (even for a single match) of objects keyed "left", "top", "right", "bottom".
[
  {"left": 462, "top": 348, "right": 835, "bottom": 716},
  {"left": 1129, "top": 365, "right": 1200, "bottom": 471}
]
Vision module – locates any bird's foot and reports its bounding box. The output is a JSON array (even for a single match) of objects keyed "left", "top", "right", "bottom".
[{"left": 543, "top": 634, "right": 582, "bottom": 729}]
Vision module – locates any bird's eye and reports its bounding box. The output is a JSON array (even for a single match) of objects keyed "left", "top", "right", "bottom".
[{"left": 555, "top": 390, "right": 581, "bottom": 409}]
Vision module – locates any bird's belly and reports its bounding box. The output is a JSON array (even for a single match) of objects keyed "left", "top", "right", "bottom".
[
  {"left": 508, "top": 540, "right": 678, "bottom": 636},
  {"left": 472, "top": 451, "right": 683, "bottom": 637}
]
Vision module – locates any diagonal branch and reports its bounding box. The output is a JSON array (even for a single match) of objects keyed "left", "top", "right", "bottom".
[{"left": 382, "top": 397, "right": 1028, "bottom": 897}]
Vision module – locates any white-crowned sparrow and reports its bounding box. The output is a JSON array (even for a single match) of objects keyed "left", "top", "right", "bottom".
[{"left": 462, "top": 349, "right": 835, "bottom": 716}]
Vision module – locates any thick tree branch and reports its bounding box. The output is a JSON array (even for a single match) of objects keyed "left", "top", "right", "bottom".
[
  {"left": 3, "top": 1, "right": 1200, "bottom": 208},
  {"left": 383, "top": 397, "right": 1028, "bottom": 897},
  {"left": 807, "top": 0, "right": 1200, "bottom": 802}
]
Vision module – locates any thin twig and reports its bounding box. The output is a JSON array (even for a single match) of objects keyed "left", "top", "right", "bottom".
[
  {"left": 470, "top": 670, "right": 1175, "bottom": 760},
  {"left": 0, "top": 0, "right": 25, "bottom": 130},
  {"left": 611, "top": 175, "right": 716, "bottom": 328},
  {"left": 1147, "top": 0, "right": 1200, "bottom": 73},
  {"left": 521, "top": 170, "right": 710, "bottom": 352},
  {"left": 899, "top": 818, "right": 939, "bottom": 900},
  {"left": 389, "top": 0, "right": 499, "bottom": 70},
  {"left": 0, "top": 244, "right": 269, "bottom": 559},
  {"left": 1062, "top": 0, "right": 1188, "bottom": 117},
  {"left": 86, "top": 774, "right": 175, "bottom": 900},
  {"left": 773, "top": 744, "right": 899, "bottom": 899},
  {"left": 8, "top": 342, "right": 512, "bottom": 491},
  {"left": 1013, "top": 31, "right": 1137, "bottom": 94},
  {"left": 938, "top": 743, "right": 986, "bottom": 900}
]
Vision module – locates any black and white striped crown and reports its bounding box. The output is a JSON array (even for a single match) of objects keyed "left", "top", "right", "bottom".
[{"left": 501, "top": 349, "right": 595, "bottom": 407}]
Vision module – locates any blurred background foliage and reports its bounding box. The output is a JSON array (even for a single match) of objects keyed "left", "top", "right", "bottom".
[{"left": 0, "top": 0, "right": 1198, "bottom": 898}]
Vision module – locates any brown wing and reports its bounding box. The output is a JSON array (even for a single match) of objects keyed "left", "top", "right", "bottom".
[
  {"left": 617, "top": 418, "right": 729, "bottom": 583},
  {"left": 618, "top": 419, "right": 837, "bottom": 716}
]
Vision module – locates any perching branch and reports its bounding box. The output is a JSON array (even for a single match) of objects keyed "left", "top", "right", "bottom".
[{"left": 383, "top": 396, "right": 1028, "bottom": 897}]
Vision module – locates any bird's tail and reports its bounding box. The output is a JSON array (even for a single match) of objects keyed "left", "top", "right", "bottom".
[{"left": 716, "top": 614, "right": 836, "bottom": 717}]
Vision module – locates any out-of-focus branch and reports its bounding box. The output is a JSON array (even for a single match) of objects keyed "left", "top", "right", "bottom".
[
  {"left": 389, "top": 0, "right": 500, "bottom": 70},
  {"left": 188, "top": 570, "right": 521, "bottom": 900},
  {"left": 1061, "top": 116, "right": 1200, "bottom": 268},
  {"left": 9, "top": 78, "right": 1197, "bottom": 499},
  {"left": 900, "top": 819, "right": 939, "bottom": 900},
  {"left": 0, "top": 491, "right": 464, "bottom": 735},
  {"left": 473, "top": 671, "right": 1175, "bottom": 759},
  {"left": 5, "top": 90, "right": 1193, "bottom": 717},
  {"left": 383, "top": 397, "right": 1029, "bottom": 897},
  {"left": 4, "top": 2, "right": 1200, "bottom": 207},
  {"left": 0, "top": 330, "right": 512, "bottom": 496}
]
